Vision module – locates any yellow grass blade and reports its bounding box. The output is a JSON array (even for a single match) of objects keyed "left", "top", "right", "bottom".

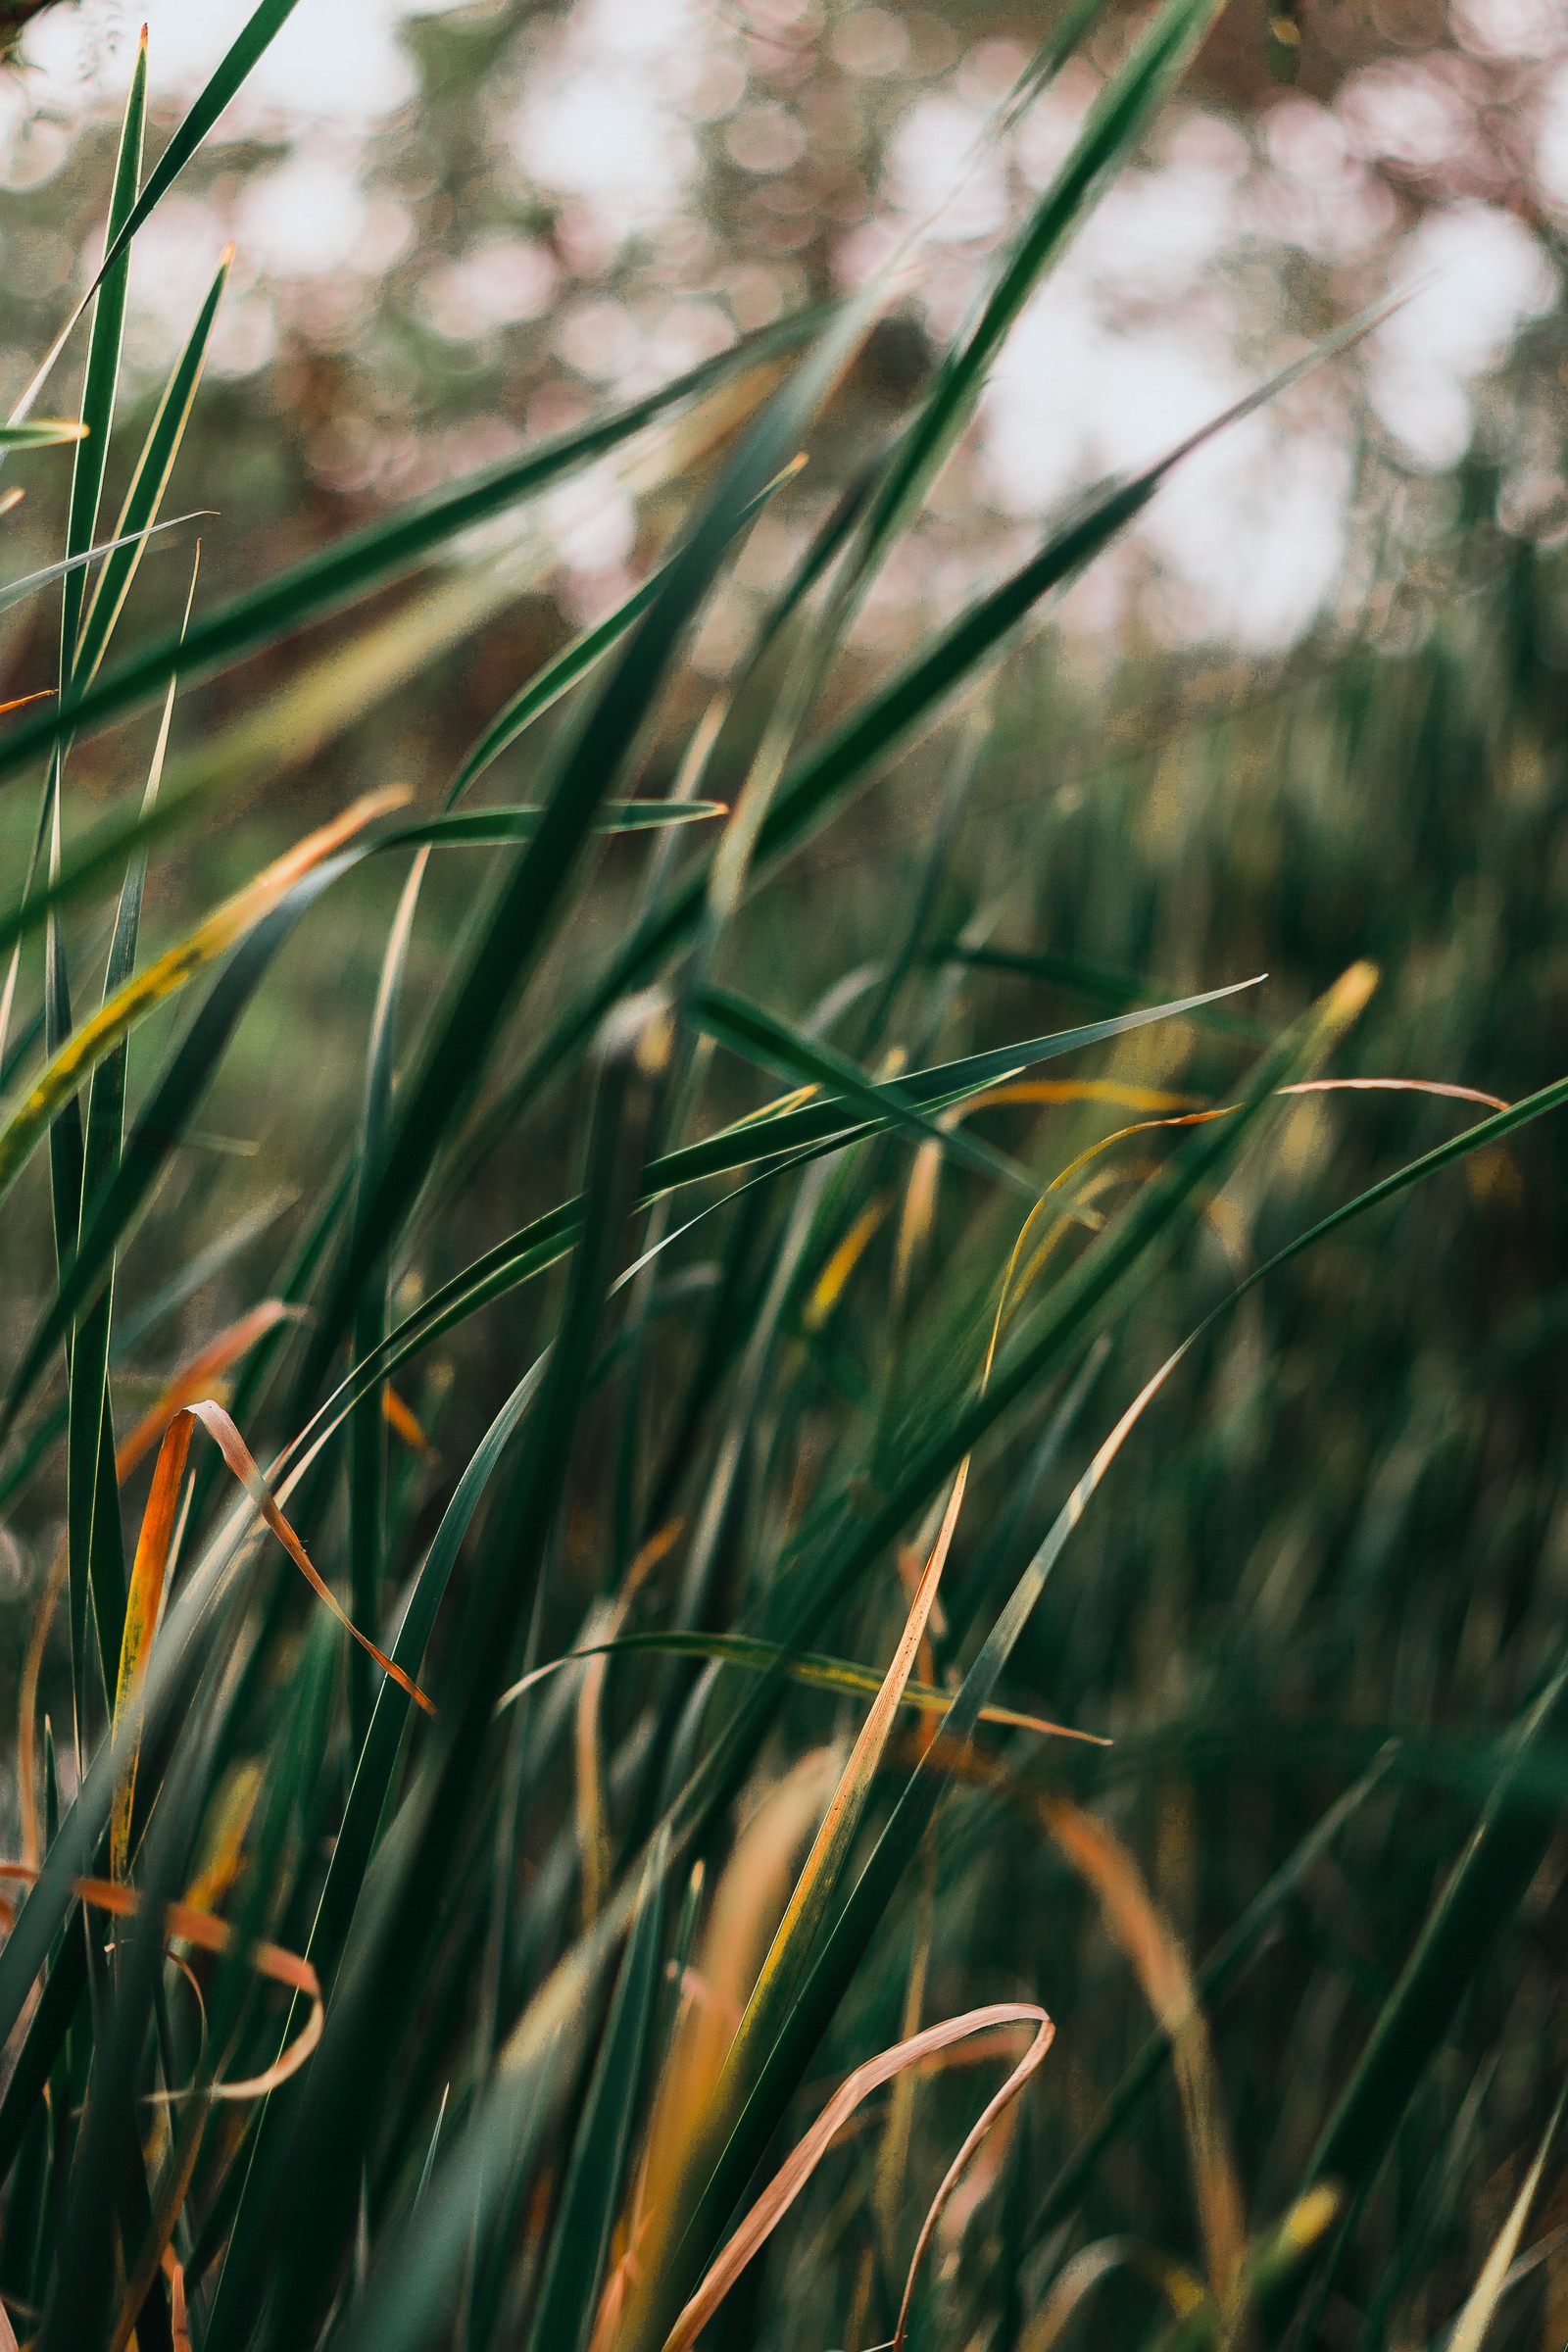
[
  {"left": 1446, "top": 2088, "right": 1566, "bottom": 2352},
  {"left": 111, "top": 1411, "right": 196, "bottom": 1877},
  {"left": 0, "top": 787, "right": 407, "bottom": 1205}
]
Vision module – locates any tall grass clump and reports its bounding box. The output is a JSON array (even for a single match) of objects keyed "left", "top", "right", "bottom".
[{"left": 1, "top": 4, "right": 1567, "bottom": 2349}]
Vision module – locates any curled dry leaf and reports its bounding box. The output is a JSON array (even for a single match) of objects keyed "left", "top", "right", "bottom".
[
  {"left": 114, "top": 1299, "right": 304, "bottom": 1480},
  {"left": 0, "top": 1862, "right": 322, "bottom": 2100},
  {"left": 659, "top": 2001, "right": 1054, "bottom": 2352},
  {"left": 109, "top": 1399, "right": 433, "bottom": 1885},
  {"left": 180, "top": 1400, "right": 434, "bottom": 1714},
  {"left": 901, "top": 1724, "right": 1247, "bottom": 2322}
]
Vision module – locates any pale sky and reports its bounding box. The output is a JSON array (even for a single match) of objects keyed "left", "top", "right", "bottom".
[{"left": 10, "top": 0, "right": 1567, "bottom": 652}]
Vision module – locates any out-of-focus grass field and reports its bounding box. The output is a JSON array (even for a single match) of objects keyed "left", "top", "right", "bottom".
[{"left": 1, "top": 6, "right": 1568, "bottom": 2352}]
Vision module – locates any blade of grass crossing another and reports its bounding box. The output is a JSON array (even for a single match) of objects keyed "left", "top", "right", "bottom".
[
  {"left": 68, "top": 558, "right": 199, "bottom": 1703},
  {"left": 0, "top": 311, "right": 821, "bottom": 784},
  {"left": 303, "top": 297, "right": 883, "bottom": 1390},
  {"left": 69, "top": 252, "right": 229, "bottom": 698},
  {"left": 643, "top": 971, "right": 1379, "bottom": 2343},
  {"left": 216, "top": 980, "right": 1264, "bottom": 1511},
  {"left": 58, "top": 35, "right": 146, "bottom": 680},
  {"left": 9, "top": 0, "right": 310, "bottom": 434},
  {"left": 456, "top": 351, "right": 1332, "bottom": 1162},
  {"left": 0, "top": 789, "right": 405, "bottom": 1232},
  {"left": 852, "top": 0, "right": 1230, "bottom": 577},
  {"left": 0, "top": 839, "right": 400, "bottom": 1450}
]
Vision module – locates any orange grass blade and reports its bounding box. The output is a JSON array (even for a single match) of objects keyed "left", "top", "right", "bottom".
[
  {"left": 111, "top": 1412, "right": 196, "bottom": 1877},
  {"left": 896, "top": 1710, "right": 1249, "bottom": 2324},
  {"left": 892, "top": 2008, "right": 1055, "bottom": 2352},
  {"left": 1038, "top": 1795, "right": 1247, "bottom": 2313},
  {"left": 633, "top": 1752, "right": 844, "bottom": 2257},
  {"left": 381, "top": 1384, "right": 429, "bottom": 1452},
  {"left": 0, "top": 1861, "right": 322, "bottom": 2100},
  {"left": 727, "top": 1463, "right": 969, "bottom": 2060},
  {"left": 115, "top": 1299, "right": 303, "bottom": 1479},
  {"left": 181, "top": 1400, "right": 434, "bottom": 1714},
  {"left": 803, "top": 1195, "right": 889, "bottom": 1331},
  {"left": 659, "top": 2002, "right": 1054, "bottom": 2352},
  {"left": 164, "top": 2245, "right": 191, "bottom": 2352}
]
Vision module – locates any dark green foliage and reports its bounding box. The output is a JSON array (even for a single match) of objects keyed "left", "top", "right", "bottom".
[{"left": 2, "top": 6, "right": 1568, "bottom": 2351}]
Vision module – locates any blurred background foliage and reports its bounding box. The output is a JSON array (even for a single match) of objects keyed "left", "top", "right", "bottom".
[{"left": 1, "top": 0, "right": 1568, "bottom": 2345}]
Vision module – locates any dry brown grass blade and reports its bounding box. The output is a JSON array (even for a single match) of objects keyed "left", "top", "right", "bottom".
[
  {"left": 1280, "top": 1077, "right": 1508, "bottom": 1110},
  {"left": 180, "top": 1399, "right": 434, "bottom": 1715},
  {"left": 0, "top": 1863, "right": 322, "bottom": 2100},
  {"left": 114, "top": 1301, "right": 303, "bottom": 1479},
  {"left": 108, "top": 2116, "right": 206, "bottom": 2352},
  {"left": 891, "top": 2009, "right": 1055, "bottom": 2352},
  {"left": 1045, "top": 1076, "right": 1512, "bottom": 1212},
  {"left": 717, "top": 1459, "right": 969, "bottom": 2081},
  {"left": 659, "top": 2001, "right": 1054, "bottom": 2352},
  {"left": 1038, "top": 1796, "right": 1246, "bottom": 2313},
  {"left": 575, "top": 1520, "right": 684, "bottom": 1927},
  {"left": 633, "top": 1750, "right": 844, "bottom": 2260},
  {"left": 902, "top": 1714, "right": 1247, "bottom": 2324},
  {"left": 872, "top": 1835, "right": 935, "bottom": 2267}
]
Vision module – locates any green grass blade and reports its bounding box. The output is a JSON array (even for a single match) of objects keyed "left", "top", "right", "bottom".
[
  {"left": 449, "top": 561, "right": 680, "bottom": 808},
  {"left": 59, "top": 31, "right": 145, "bottom": 676},
  {"left": 0, "top": 420, "right": 87, "bottom": 450},
  {"left": 303, "top": 301, "right": 878, "bottom": 1393},
  {"left": 499, "top": 1628, "right": 1095, "bottom": 1741},
  {"left": 0, "top": 513, "right": 201, "bottom": 620},
  {"left": 942, "top": 943, "right": 1274, "bottom": 1044},
  {"left": 348, "top": 856, "right": 425, "bottom": 1746},
  {"left": 854, "top": 0, "right": 1230, "bottom": 573},
  {"left": 257, "top": 980, "right": 1261, "bottom": 1479},
  {"left": 522, "top": 1834, "right": 667, "bottom": 2352},
  {"left": 695, "top": 983, "right": 1042, "bottom": 1199},
  {"left": 0, "top": 857, "right": 370, "bottom": 1445},
  {"left": 69, "top": 254, "right": 228, "bottom": 695},
  {"left": 0, "top": 313, "right": 821, "bottom": 789},
  {"left": 381, "top": 801, "right": 728, "bottom": 851}
]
